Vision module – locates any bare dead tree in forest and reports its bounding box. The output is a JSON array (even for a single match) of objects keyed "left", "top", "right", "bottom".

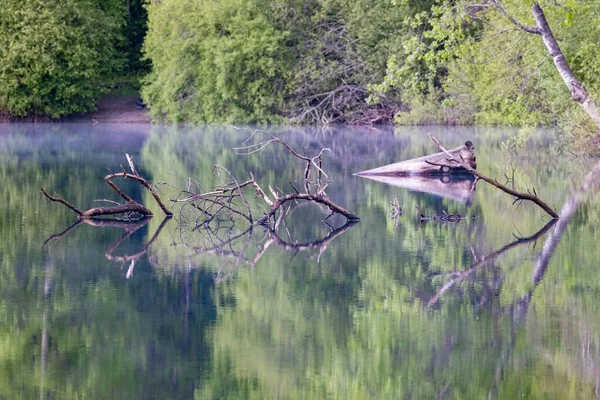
[{"left": 287, "top": 19, "right": 402, "bottom": 125}]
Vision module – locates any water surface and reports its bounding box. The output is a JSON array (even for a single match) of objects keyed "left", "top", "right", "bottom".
[{"left": 1, "top": 123, "right": 599, "bottom": 399}]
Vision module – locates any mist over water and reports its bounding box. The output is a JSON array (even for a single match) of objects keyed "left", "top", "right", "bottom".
[{"left": 1, "top": 123, "right": 598, "bottom": 399}]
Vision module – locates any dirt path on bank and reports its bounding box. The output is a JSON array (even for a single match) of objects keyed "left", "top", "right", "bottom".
[{"left": 69, "top": 96, "right": 152, "bottom": 123}]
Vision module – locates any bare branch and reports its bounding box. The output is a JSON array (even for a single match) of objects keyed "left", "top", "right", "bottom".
[
  {"left": 43, "top": 155, "right": 173, "bottom": 219},
  {"left": 490, "top": 0, "right": 540, "bottom": 34},
  {"left": 41, "top": 189, "right": 83, "bottom": 215},
  {"left": 428, "top": 135, "right": 559, "bottom": 218}
]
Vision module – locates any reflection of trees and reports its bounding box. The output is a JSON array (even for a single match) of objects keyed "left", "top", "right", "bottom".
[
  {"left": 4, "top": 124, "right": 600, "bottom": 399},
  {"left": 0, "top": 127, "right": 217, "bottom": 399},
  {"left": 194, "top": 157, "right": 600, "bottom": 399}
]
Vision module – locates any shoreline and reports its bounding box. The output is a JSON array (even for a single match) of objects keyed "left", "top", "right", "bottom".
[
  {"left": 0, "top": 96, "right": 152, "bottom": 124},
  {"left": 67, "top": 95, "right": 151, "bottom": 124}
]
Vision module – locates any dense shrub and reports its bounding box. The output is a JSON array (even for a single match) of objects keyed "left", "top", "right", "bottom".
[
  {"left": 0, "top": 0, "right": 126, "bottom": 119},
  {"left": 142, "top": 0, "right": 290, "bottom": 124}
]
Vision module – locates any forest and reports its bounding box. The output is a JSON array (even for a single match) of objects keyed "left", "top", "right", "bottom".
[{"left": 1, "top": 1, "right": 599, "bottom": 137}]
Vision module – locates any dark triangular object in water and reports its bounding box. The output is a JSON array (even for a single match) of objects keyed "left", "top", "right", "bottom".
[{"left": 355, "top": 141, "right": 476, "bottom": 176}]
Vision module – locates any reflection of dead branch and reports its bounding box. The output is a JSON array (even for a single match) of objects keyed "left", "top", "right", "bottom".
[
  {"left": 104, "top": 217, "right": 171, "bottom": 278},
  {"left": 167, "top": 220, "right": 358, "bottom": 283},
  {"left": 42, "top": 220, "right": 83, "bottom": 247},
  {"left": 43, "top": 217, "right": 171, "bottom": 279},
  {"left": 428, "top": 219, "right": 556, "bottom": 307},
  {"left": 429, "top": 135, "right": 559, "bottom": 218},
  {"left": 416, "top": 205, "right": 470, "bottom": 224},
  {"left": 515, "top": 160, "right": 600, "bottom": 318},
  {"left": 42, "top": 154, "right": 173, "bottom": 219},
  {"left": 264, "top": 220, "right": 359, "bottom": 263}
]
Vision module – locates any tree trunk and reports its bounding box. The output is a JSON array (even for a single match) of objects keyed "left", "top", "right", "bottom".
[
  {"left": 355, "top": 141, "right": 477, "bottom": 176},
  {"left": 532, "top": 4, "right": 600, "bottom": 131}
]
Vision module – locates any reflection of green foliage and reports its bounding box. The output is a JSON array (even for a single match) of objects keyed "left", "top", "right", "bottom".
[
  {"left": 138, "top": 126, "right": 600, "bottom": 398},
  {"left": 2, "top": 125, "right": 600, "bottom": 399},
  {"left": 0, "top": 126, "right": 216, "bottom": 399}
]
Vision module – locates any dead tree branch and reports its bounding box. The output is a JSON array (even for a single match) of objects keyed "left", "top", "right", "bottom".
[
  {"left": 174, "top": 130, "right": 359, "bottom": 230},
  {"left": 42, "top": 154, "right": 173, "bottom": 219},
  {"left": 489, "top": 0, "right": 540, "bottom": 34},
  {"left": 429, "top": 135, "right": 559, "bottom": 218}
]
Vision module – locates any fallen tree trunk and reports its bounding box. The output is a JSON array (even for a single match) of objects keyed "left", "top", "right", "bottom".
[{"left": 355, "top": 141, "right": 476, "bottom": 176}]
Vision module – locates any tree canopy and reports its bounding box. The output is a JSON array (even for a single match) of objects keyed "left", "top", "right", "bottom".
[{"left": 3, "top": 0, "right": 600, "bottom": 135}]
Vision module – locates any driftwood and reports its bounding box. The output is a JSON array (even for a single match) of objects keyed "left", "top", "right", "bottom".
[
  {"left": 428, "top": 135, "right": 559, "bottom": 218},
  {"left": 42, "top": 154, "right": 173, "bottom": 219},
  {"left": 168, "top": 132, "right": 359, "bottom": 228},
  {"left": 356, "top": 141, "right": 477, "bottom": 176},
  {"left": 415, "top": 205, "right": 471, "bottom": 223}
]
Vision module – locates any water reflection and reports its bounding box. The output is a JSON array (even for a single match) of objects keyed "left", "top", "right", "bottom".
[{"left": 1, "top": 123, "right": 600, "bottom": 398}]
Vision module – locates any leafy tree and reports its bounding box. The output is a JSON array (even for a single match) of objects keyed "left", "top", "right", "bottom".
[
  {"left": 377, "top": 0, "right": 600, "bottom": 136},
  {"left": 142, "top": 0, "right": 291, "bottom": 124},
  {"left": 141, "top": 0, "right": 435, "bottom": 124},
  {"left": 0, "top": 0, "right": 127, "bottom": 119}
]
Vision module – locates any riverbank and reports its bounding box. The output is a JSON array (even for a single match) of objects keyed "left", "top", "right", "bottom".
[{"left": 68, "top": 96, "right": 151, "bottom": 124}]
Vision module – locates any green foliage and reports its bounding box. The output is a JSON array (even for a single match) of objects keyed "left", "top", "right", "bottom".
[
  {"left": 142, "top": 0, "right": 290, "bottom": 124},
  {"left": 377, "top": 0, "right": 600, "bottom": 136},
  {"left": 0, "top": 0, "right": 127, "bottom": 118},
  {"left": 141, "top": 0, "right": 434, "bottom": 124}
]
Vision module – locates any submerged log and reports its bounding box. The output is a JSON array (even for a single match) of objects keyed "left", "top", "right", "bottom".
[{"left": 355, "top": 141, "right": 476, "bottom": 176}]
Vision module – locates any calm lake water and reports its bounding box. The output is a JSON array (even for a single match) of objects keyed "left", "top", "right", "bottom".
[{"left": 1, "top": 123, "right": 600, "bottom": 399}]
